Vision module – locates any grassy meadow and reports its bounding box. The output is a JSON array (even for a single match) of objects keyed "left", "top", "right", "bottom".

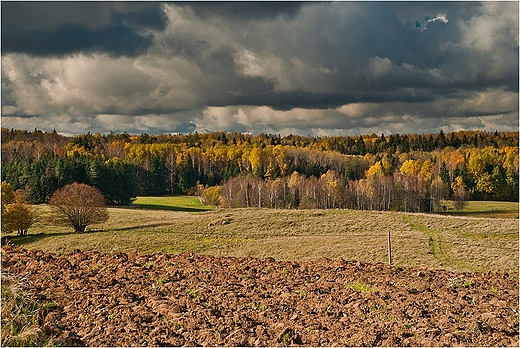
[
  {"left": 3, "top": 197, "right": 518, "bottom": 273},
  {"left": 131, "top": 196, "right": 216, "bottom": 212},
  {"left": 440, "top": 200, "right": 519, "bottom": 219}
]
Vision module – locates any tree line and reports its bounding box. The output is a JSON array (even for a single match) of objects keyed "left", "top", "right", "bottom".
[
  {"left": 2, "top": 128, "right": 518, "bottom": 157},
  {"left": 1, "top": 128, "right": 518, "bottom": 211}
]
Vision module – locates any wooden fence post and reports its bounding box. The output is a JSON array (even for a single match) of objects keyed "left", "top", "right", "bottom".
[{"left": 387, "top": 230, "right": 392, "bottom": 265}]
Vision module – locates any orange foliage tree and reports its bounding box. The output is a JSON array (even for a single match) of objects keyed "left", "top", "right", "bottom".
[{"left": 49, "top": 183, "right": 109, "bottom": 232}]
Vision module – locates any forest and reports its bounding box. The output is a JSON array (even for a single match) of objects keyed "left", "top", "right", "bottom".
[{"left": 1, "top": 128, "right": 518, "bottom": 212}]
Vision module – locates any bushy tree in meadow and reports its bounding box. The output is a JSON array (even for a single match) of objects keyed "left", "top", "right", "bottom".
[
  {"left": 49, "top": 183, "right": 108, "bottom": 232},
  {"left": 2, "top": 182, "right": 16, "bottom": 234},
  {"left": 4, "top": 203, "right": 35, "bottom": 236},
  {"left": 2, "top": 181, "right": 36, "bottom": 235}
]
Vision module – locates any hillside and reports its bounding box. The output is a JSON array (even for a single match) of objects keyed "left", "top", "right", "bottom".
[{"left": 8, "top": 205, "right": 519, "bottom": 273}]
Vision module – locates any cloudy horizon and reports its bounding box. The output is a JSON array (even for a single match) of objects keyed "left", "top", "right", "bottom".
[{"left": 2, "top": 1, "right": 518, "bottom": 137}]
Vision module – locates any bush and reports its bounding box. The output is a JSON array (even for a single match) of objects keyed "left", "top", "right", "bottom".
[
  {"left": 2, "top": 182, "right": 35, "bottom": 235},
  {"left": 202, "top": 186, "right": 222, "bottom": 206},
  {"left": 49, "top": 183, "right": 109, "bottom": 232},
  {"left": 1, "top": 182, "right": 15, "bottom": 234},
  {"left": 3, "top": 203, "right": 35, "bottom": 236}
]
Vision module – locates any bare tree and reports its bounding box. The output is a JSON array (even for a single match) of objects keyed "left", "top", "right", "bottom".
[{"left": 49, "top": 183, "right": 109, "bottom": 232}]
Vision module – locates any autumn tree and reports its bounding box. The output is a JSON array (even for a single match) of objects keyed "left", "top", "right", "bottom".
[
  {"left": 1, "top": 181, "right": 15, "bottom": 222},
  {"left": 201, "top": 185, "right": 222, "bottom": 206},
  {"left": 1, "top": 181, "right": 35, "bottom": 235},
  {"left": 365, "top": 160, "right": 393, "bottom": 211},
  {"left": 4, "top": 203, "right": 35, "bottom": 235},
  {"left": 451, "top": 176, "right": 468, "bottom": 212},
  {"left": 319, "top": 170, "right": 343, "bottom": 209},
  {"left": 287, "top": 171, "right": 303, "bottom": 208},
  {"left": 430, "top": 177, "right": 448, "bottom": 212},
  {"left": 49, "top": 183, "right": 109, "bottom": 232},
  {"left": 1, "top": 182, "right": 15, "bottom": 234}
]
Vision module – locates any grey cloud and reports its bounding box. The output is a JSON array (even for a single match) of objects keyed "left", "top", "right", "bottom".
[
  {"left": 1, "top": 2, "right": 168, "bottom": 31},
  {"left": 1, "top": 2, "right": 167, "bottom": 57},
  {"left": 1, "top": 2, "right": 518, "bottom": 136},
  {"left": 2, "top": 24, "right": 153, "bottom": 57},
  {"left": 1, "top": 2, "right": 115, "bottom": 30},
  {"left": 176, "top": 1, "right": 306, "bottom": 21}
]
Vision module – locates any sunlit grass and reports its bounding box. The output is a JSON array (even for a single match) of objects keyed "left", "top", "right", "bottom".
[
  {"left": 439, "top": 200, "right": 518, "bottom": 218},
  {"left": 4, "top": 199, "right": 518, "bottom": 273},
  {"left": 131, "top": 196, "right": 215, "bottom": 212},
  {"left": 346, "top": 281, "right": 379, "bottom": 293}
]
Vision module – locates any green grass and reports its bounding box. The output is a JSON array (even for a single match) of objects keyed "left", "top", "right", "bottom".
[
  {"left": 439, "top": 200, "right": 518, "bottom": 219},
  {"left": 131, "top": 196, "right": 215, "bottom": 212},
  {"left": 3, "top": 199, "right": 518, "bottom": 273},
  {"left": 1, "top": 273, "right": 59, "bottom": 347},
  {"left": 346, "top": 281, "right": 378, "bottom": 293}
]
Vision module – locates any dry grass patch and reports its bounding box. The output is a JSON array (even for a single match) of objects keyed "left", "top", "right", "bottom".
[{"left": 5, "top": 206, "right": 518, "bottom": 273}]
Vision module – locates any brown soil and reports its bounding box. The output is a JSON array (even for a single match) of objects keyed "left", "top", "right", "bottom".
[{"left": 2, "top": 246, "right": 518, "bottom": 347}]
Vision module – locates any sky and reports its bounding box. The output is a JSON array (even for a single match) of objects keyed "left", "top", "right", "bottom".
[{"left": 1, "top": 1, "right": 519, "bottom": 137}]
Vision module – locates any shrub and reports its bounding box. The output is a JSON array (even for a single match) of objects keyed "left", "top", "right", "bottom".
[
  {"left": 202, "top": 185, "right": 222, "bottom": 206},
  {"left": 49, "top": 183, "right": 109, "bottom": 232},
  {"left": 1, "top": 182, "right": 15, "bottom": 234},
  {"left": 2, "top": 182, "right": 36, "bottom": 235},
  {"left": 3, "top": 203, "right": 35, "bottom": 236}
]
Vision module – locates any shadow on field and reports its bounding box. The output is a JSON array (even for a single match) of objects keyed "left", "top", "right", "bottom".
[
  {"left": 438, "top": 210, "right": 519, "bottom": 219},
  {"left": 127, "top": 204, "right": 211, "bottom": 212},
  {"left": 2, "top": 232, "right": 78, "bottom": 246},
  {"left": 103, "top": 222, "right": 174, "bottom": 232},
  {"left": 1, "top": 223, "right": 174, "bottom": 247}
]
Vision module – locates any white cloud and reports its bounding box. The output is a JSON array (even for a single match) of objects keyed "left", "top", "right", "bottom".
[
  {"left": 366, "top": 56, "right": 393, "bottom": 80},
  {"left": 234, "top": 49, "right": 283, "bottom": 83},
  {"left": 417, "top": 14, "right": 449, "bottom": 32},
  {"left": 191, "top": 85, "right": 518, "bottom": 137},
  {"left": 458, "top": 2, "right": 518, "bottom": 52}
]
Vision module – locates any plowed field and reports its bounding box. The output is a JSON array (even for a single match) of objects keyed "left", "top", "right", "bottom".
[{"left": 2, "top": 246, "right": 518, "bottom": 346}]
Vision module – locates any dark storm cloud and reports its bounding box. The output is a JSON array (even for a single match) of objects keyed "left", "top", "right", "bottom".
[
  {"left": 1, "top": 2, "right": 167, "bottom": 57},
  {"left": 176, "top": 1, "right": 306, "bottom": 21},
  {"left": 2, "top": 23, "right": 152, "bottom": 57}
]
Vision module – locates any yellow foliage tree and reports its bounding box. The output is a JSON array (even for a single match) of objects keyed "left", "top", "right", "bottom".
[
  {"left": 451, "top": 176, "right": 468, "bottom": 211},
  {"left": 288, "top": 171, "right": 302, "bottom": 207},
  {"left": 1, "top": 182, "right": 15, "bottom": 234},
  {"left": 265, "top": 160, "right": 276, "bottom": 181},
  {"left": 366, "top": 159, "right": 392, "bottom": 178},
  {"left": 249, "top": 146, "right": 263, "bottom": 177},
  {"left": 476, "top": 172, "right": 495, "bottom": 194},
  {"left": 2, "top": 182, "right": 35, "bottom": 235},
  {"left": 420, "top": 160, "right": 434, "bottom": 183},
  {"left": 400, "top": 159, "right": 422, "bottom": 176},
  {"left": 202, "top": 186, "right": 222, "bottom": 206},
  {"left": 4, "top": 203, "right": 35, "bottom": 236}
]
